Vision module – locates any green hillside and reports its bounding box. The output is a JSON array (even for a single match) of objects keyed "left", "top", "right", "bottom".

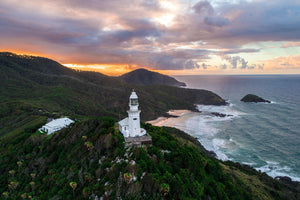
[
  {"left": 0, "top": 118, "right": 299, "bottom": 199},
  {"left": 0, "top": 52, "right": 225, "bottom": 136}
]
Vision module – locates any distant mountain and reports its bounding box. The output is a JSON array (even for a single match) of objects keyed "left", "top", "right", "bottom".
[
  {"left": 0, "top": 52, "right": 225, "bottom": 136},
  {"left": 119, "top": 68, "right": 186, "bottom": 87}
]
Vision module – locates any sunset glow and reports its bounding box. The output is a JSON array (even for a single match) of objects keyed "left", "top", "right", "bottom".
[{"left": 0, "top": 0, "right": 299, "bottom": 75}]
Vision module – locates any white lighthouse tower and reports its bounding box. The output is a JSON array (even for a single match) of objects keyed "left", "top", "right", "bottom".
[
  {"left": 128, "top": 91, "right": 141, "bottom": 137},
  {"left": 118, "top": 90, "right": 146, "bottom": 137}
]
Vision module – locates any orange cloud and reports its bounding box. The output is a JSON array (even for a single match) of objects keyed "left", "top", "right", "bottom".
[
  {"left": 260, "top": 54, "right": 300, "bottom": 74},
  {"left": 64, "top": 63, "right": 140, "bottom": 76},
  {"left": 281, "top": 42, "right": 300, "bottom": 48}
]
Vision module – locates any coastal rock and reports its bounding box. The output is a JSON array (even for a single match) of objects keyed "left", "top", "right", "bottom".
[
  {"left": 210, "top": 112, "right": 233, "bottom": 118},
  {"left": 241, "top": 94, "right": 271, "bottom": 103},
  {"left": 205, "top": 150, "right": 217, "bottom": 158},
  {"left": 275, "top": 176, "right": 299, "bottom": 187},
  {"left": 162, "top": 113, "right": 179, "bottom": 118}
]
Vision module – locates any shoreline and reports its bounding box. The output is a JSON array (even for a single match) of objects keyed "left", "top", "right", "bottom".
[
  {"left": 146, "top": 109, "right": 192, "bottom": 127},
  {"left": 146, "top": 109, "right": 300, "bottom": 183}
]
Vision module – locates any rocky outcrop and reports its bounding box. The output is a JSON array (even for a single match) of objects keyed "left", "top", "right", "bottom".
[
  {"left": 275, "top": 176, "right": 299, "bottom": 187},
  {"left": 241, "top": 94, "right": 271, "bottom": 103},
  {"left": 210, "top": 112, "right": 233, "bottom": 118}
]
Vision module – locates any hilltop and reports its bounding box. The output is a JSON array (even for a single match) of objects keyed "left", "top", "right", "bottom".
[{"left": 118, "top": 68, "right": 186, "bottom": 87}]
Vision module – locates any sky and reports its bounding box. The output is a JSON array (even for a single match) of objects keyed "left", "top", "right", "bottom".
[{"left": 0, "top": 0, "right": 300, "bottom": 75}]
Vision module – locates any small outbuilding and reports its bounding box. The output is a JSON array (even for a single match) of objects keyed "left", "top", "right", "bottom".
[{"left": 39, "top": 117, "right": 74, "bottom": 135}]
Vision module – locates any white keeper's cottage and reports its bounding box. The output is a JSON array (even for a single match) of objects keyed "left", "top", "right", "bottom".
[
  {"left": 39, "top": 117, "right": 74, "bottom": 135},
  {"left": 118, "top": 90, "right": 147, "bottom": 138}
]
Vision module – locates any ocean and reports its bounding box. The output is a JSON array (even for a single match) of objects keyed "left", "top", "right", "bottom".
[{"left": 173, "top": 75, "right": 300, "bottom": 181}]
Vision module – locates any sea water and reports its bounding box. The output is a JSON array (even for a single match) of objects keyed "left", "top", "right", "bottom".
[{"left": 173, "top": 75, "right": 300, "bottom": 181}]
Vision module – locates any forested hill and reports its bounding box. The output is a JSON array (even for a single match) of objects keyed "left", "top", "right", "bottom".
[
  {"left": 118, "top": 68, "right": 186, "bottom": 87},
  {"left": 0, "top": 117, "right": 299, "bottom": 199},
  {"left": 0, "top": 52, "right": 225, "bottom": 136}
]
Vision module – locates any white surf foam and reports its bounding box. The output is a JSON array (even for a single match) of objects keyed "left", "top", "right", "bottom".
[
  {"left": 175, "top": 104, "right": 244, "bottom": 161},
  {"left": 196, "top": 104, "right": 244, "bottom": 117},
  {"left": 160, "top": 104, "right": 245, "bottom": 161},
  {"left": 255, "top": 161, "right": 300, "bottom": 182},
  {"left": 198, "top": 138, "right": 229, "bottom": 161},
  {"left": 242, "top": 162, "right": 256, "bottom": 166}
]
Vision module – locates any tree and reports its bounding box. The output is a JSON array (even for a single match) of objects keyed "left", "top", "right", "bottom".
[
  {"left": 30, "top": 181, "right": 36, "bottom": 195},
  {"left": 9, "top": 170, "right": 15, "bottom": 178},
  {"left": 8, "top": 181, "right": 19, "bottom": 192},
  {"left": 2, "top": 191, "right": 9, "bottom": 199},
  {"left": 21, "top": 193, "right": 27, "bottom": 199},
  {"left": 160, "top": 183, "right": 170, "bottom": 197},
  {"left": 84, "top": 142, "right": 94, "bottom": 151},
  {"left": 84, "top": 173, "right": 93, "bottom": 183},
  {"left": 82, "top": 187, "right": 91, "bottom": 199},
  {"left": 30, "top": 173, "right": 36, "bottom": 180},
  {"left": 123, "top": 173, "right": 132, "bottom": 184},
  {"left": 69, "top": 182, "right": 77, "bottom": 197},
  {"left": 17, "top": 161, "right": 23, "bottom": 168}
]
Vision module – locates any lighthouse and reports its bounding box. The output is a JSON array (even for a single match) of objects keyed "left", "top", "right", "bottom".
[
  {"left": 118, "top": 90, "right": 147, "bottom": 137},
  {"left": 128, "top": 90, "right": 142, "bottom": 137}
]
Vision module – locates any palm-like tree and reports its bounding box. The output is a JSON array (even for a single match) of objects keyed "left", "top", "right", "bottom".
[
  {"left": 123, "top": 173, "right": 132, "bottom": 184},
  {"left": 84, "top": 142, "right": 94, "bottom": 151},
  {"left": 2, "top": 191, "right": 9, "bottom": 199},
  {"left": 160, "top": 183, "right": 170, "bottom": 196},
  {"left": 69, "top": 182, "right": 77, "bottom": 197}
]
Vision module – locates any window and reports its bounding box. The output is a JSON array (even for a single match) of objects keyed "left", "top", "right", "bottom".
[
  {"left": 133, "top": 118, "right": 137, "bottom": 120},
  {"left": 131, "top": 99, "right": 138, "bottom": 105}
]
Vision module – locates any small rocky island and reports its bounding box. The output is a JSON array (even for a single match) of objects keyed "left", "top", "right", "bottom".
[{"left": 241, "top": 94, "right": 271, "bottom": 103}]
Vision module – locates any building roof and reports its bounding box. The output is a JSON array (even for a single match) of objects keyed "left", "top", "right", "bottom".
[
  {"left": 118, "top": 117, "right": 129, "bottom": 126},
  {"left": 130, "top": 91, "right": 138, "bottom": 99},
  {"left": 44, "top": 117, "right": 74, "bottom": 129}
]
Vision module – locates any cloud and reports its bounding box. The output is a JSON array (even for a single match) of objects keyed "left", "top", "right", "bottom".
[
  {"left": 184, "top": 60, "right": 200, "bottom": 69},
  {"left": 281, "top": 42, "right": 300, "bottom": 48},
  {"left": 204, "top": 16, "right": 230, "bottom": 27},
  {"left": 166, "top": 0, "right": 300, "bottom": 47},
  {"left": 222, "top": 55, "right": 263, "bottom": 70},
  {"left": 0, "top": 0, "right": 299, "bottom": 72},
  {"left": 193, "top": 1, "right": 214, "bottom": 15},
  {"left": 221, "top": 64, "right": 227, "bottom": 70},
  {"left": 201, "top": 63, "right": 208, "bottom": 69},
  {"left": 263, "top": 54, "right": 300, "bottom": 70},
  {"left": 222, "top": 48, "right": 260, "bottom": 54}
]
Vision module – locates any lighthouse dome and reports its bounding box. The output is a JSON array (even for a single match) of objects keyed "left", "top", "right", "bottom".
[{"left": 130, "top": 91, "right": 138, "bottom": 99}]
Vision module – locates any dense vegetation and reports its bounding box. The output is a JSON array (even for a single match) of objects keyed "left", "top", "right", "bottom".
[
  {"left": 1, "top": 117, "right": 298, "bottom": 199},
  {"left": 118, "top": 68, "right": 186, "bottom": 87},
  {"left": 0, "top": 52, "right": 225, "bottom": 136}
]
